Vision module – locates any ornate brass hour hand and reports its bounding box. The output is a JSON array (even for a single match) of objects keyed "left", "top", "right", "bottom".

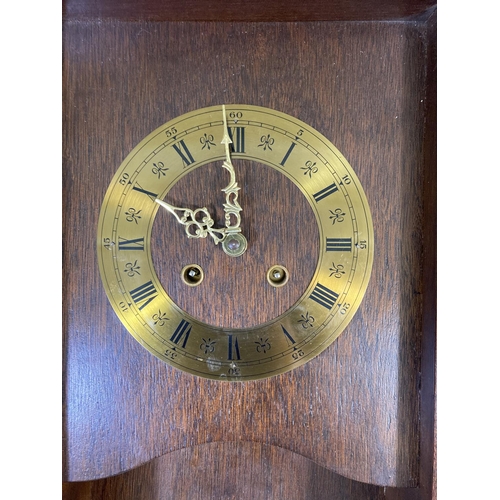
[
  {"left": 219, "top": 105, "right": 248, "bottom": 257},
  {"left": 155, "top": 199, "right": 225, "bottom": 244}
]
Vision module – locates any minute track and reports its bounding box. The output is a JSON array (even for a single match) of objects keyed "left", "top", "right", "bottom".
[{"left": 97, "top": 104, "right": 374, "bottom": 380}]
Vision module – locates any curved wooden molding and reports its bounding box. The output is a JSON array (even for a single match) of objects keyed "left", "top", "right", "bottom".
[{"left": 63, "top": 442, "right": 389, "bottom": 499}]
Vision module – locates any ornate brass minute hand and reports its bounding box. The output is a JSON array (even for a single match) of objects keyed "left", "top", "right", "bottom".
[
  {"left": 155, "top": 199, "right": 226, "bottom": 245},
  {"left": 219, "top": 105, "right": 248, "bottom": 257}
]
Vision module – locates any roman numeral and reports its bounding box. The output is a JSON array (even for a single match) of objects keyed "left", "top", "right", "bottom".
[
  {"left": 129, "top": 280, "right": 158, "bottom": 310},
  {"left": 172, "top": 139, "right": 195, "bottom": 166},
  {"left": 228, "top": 127, "right": 245, "bottom": 153},
  {"left": 118, "top": 237, "right": 145, "bottom": 251},
  {"left": 310, "top": 283, "right": 339, "bottom": 310},
  {"left": 326, "top": 237, "right": 352, "bottom": 252},
  {"left": 227, "top": 335, "right": 241, "bottom": 360},
  {"left": 170, "top": 319, "right": 191, "bottom": 348},
  {"left": 132, "top": 183, "right": 158, "bottom": 201},
  {"left": 313, "top": 183, "right": 338, "bottom": 202},
  {"left": 281, "top": 325, "right": 296, "bottom": 346},
  {"left": 280, "top": 142, "right": 296, "bottom": 166}
]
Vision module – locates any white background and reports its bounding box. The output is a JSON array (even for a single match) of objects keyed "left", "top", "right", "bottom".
[{"left": 2, "top": 1, "right": 499, "bottom": 497}]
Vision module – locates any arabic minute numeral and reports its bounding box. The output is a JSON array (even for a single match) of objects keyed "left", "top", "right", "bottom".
[
  {"left": 164, "top": 349, "right": 177, "bottom": 360},
  {"left": 164, "top": 126, "right": 177, "bottom": 138},
  {"left": 340, "top": 303, "right": 351, "bottom": 315},
  {"left": 342, "top": 174, "right": 351, "bottom": 185},
  {"left": 119, "top": 172, "right": 130, "bottom": 185},
  {"left": 292, "top": 349, "right": 305, "bottom": 360},
  {"left": 103, "top": 237, "right": 115, "bottom": 250}
]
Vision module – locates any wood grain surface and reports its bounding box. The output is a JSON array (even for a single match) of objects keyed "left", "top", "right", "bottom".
[
  {"left": 63, "top": 6, "right": 436, "bottom": 497},
  {"left": 152, "top": 160, "right": 319, "bottom": 329}
]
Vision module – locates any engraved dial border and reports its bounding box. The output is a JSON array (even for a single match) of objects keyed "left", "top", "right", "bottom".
[{"left": 97, "top": 104, "right": 374, "bottom": 381}]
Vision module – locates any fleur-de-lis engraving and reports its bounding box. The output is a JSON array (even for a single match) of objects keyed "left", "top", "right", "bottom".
[
  {"left": 301, "top": 160, "right": 318, "bottom": 178},
  {"left": 329, "top": 262, "right": 345, "bottom": 278},
  {"left": 255, "top": 338, "right": 271, "bottom": 353},
  {"left": 152, "top": 311, "right": 169, "bottom": 327},
  {"left": 298, "top": 312, "right": 315, "bottom": 329},
  {"left": 125, "top": 208, "right": 142, "bottom": 224},
  {"left": 258, "top": 134, "right": 275, "bottom": 151},
  {"left": 152, "top": 161, "right": 168, "bottom": 178},
  {"left": 200, "top": 133, "right": 216, "bottom": 150},
  {"left": 124, "top": 260, "right": 141, "bottom": 277},
  {"left": 329, "top": 208, "right": 345, "bottom": 225},
  {"left": 200, "top": 338, "right": 216, "bottom": 354}
]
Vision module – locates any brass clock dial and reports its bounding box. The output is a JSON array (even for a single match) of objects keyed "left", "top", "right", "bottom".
[{"left": 97, "top": 104, "right": 374, "bottom": 381}]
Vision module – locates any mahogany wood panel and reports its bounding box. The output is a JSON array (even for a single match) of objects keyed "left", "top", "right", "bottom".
[{"left": 63, "top": 8, "right": 436, "bottom": 496}]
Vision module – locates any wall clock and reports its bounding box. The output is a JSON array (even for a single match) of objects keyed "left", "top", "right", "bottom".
[
  {"left": 97, "top": 104, "right": 374, "bottom": 381},
  {"left": 63, "top": 1, "right": 436, "bottom": 498}
]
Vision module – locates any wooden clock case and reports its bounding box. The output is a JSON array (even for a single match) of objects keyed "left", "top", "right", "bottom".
[{"left": 63, "top": 0, "right": 437, "bottom": 498}]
